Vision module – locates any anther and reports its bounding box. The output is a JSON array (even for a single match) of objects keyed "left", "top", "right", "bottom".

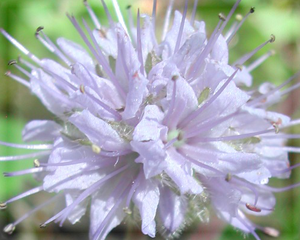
[
  {"left": 225, "top": 173, "right": 232, "bottom": 182},
  {"left": 8, "top": 60, "right": 17, "bottom": 66},
  {"left": 39, "top": 223, "right": 47, "bottom": 228},
  {"left": 3, "top": 223, "right": 15, "bottom": 234},
  {"left": 262, "top": 227, "right": 280, "bottom": 237},
  {"left": 272, "top": 123, "right": 280, "bottom": 134},
  {"left": 270, "top": 34, "right": 276, "bottom": 43},
  {"left": 235, "top": 14, "right": 243, "bottom": 21},
  {"left": 235, "top": 64, "right": 243, "bottom": 71},
  {"left": 126, "top": 5, "right": 131, "bottom": 10},
  {"left": 270, "top": 49, "right": 276, "bottom": 55},
  {"left": 4, "top": 71, "right": 11, "bottom": 76},
  {"left": 177, "top": 132, "right": 183, "bottom": 141},
  {"left": 33, "top": 159, "right": 40, "bottom": 168},
  {"left": 246, "top": 203, "right": 261, "bottom": 212},
  {"left": 0, "top": 202, "right": 7, "bottom": 210},
  {"left": 250, "top": 7, "right": 255, "bottom": 14},
  {"left": 172, "top": 75, "right": 179, "bottom": 81},
  {"left": 123, "top": 207, "right": 132, "bottom": 215},
  {"left": 35, "top": 26, "right": 44, "bottom": 38},
  {"left": 80, "top": 84, "right": 85, "bottom": 94},
  {"left": 92, "top": 144, "right": 101, "bottom": 154},
  {"left": 218, "top": 13, "right": 226, "bottom": 21}
]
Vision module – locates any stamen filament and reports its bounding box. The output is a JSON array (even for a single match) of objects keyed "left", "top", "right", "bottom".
[
  {"left": 84, "top": 0, "right": 101, "bottom": 29},
  {"left": 0, "top": 29, "right": 41, "bottom": 65},
  {"left": 174, "top": 0, "right": 189, "bottom": 54},
  {"left": 162, "top": 0, "right": 174, "bottom": 41},
  {"left": 0, "top": 151, "right": 50, "bottom": 161},
  {"left": 0, "top": 141, "right": 52, "bottom": 150},
  {"left": 5, "top": 186, "right": 43, "bottom": 204}
]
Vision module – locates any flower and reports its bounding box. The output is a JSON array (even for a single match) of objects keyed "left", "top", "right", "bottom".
[{"left": 1, "top": 0, "right": 300, "bottom": 239}]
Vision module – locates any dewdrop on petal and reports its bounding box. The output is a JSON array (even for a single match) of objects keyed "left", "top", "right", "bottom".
[{"left": 1, "top": 0, "right": 300, "bottom": 240}]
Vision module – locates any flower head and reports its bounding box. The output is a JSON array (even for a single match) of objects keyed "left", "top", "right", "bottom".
[{"left": 1, "top": 0, "right": 300, "bottom": 239}]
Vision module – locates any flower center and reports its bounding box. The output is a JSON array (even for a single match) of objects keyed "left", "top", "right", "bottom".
[{"left": 167, "top": 129, "right": 185, "bottom": 148}]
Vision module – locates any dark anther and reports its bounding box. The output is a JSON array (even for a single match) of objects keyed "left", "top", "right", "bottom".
[
  {"left": 218, "top": 13, "right": 226, "bottom": 21},
  {"left": 172, "top": 75, "right": 179, "bottom": 81},
  {"left": 35, "top": 26, "right": 44, "bottom": 38},
  {"left": 8, "top": 60, "right": 17, "bottom": 66},
  {"left": 250, "top": 7, "right": 255, "bottom": 13}
]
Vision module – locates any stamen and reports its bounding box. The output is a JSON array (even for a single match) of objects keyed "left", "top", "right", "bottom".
[
  {"left": 234, "top": 35, "right": 276, "bottom": 66},
  {"left": 241, "top": 201, "right": 273, "bottom": 211},
  {"left": 5, "top": 186, "right": 43, "bottom": 204},
  {"left": 84, "top": 0, "right": 101, "bottom": 29},
  {"left": 112, "top": 0, "right": 129, "bottom": 36},
  {"left": 270, "top": 162, "right": 300, "bottom": 175},
  {"left": 236, "top": 212, "right": 260, "bottom": 240},
  {"left": 184, "top": 110, "right": 239, "bottom": 138},
  {"left": 280, "top": 80, "right": 300, "bottom": 96},
  {"left": 224, "top": 14, "right": 242, "bottom": 40},
  {"left": 136, "top": 10, "right": 145, "bottom": 75},
  {"left": 272, "top": 123, "right": 280, "bottom": 134},
  {"left": 218, "top": 13, "right": 226, "bottom": 21},
  {"left": 8, "top": 60, "right": 17, "bottom": 65},
  {"left": 79, "top": 84, "right": 85, "bottom": 94},
  {"left": 58, "top": 165, "right": 129, "bottom": 226},
  {"left": 126, "top": 6, "right": 135, "bottom": 45},
  {"left": 226, "top": 7, "right": 255, "bottom": 44},
  {"left": 80, "top": 18, "right": 126, "bottom": 99},
  {"left": 180, "top": 151, "right": 223, "bottom": 175},
  {"left": 13, "top": 194, "right": 61, "bottom": 228},
  {"left": 92, "top": 184, "right": 131, "bottom": 240},
  {"left": 163, "top": 76, "right": 177, "bottom": 126},
  {"left": 84, "top": 89, "right": 122, "bottom": 121},
  {"left": 260, "top": 182, "right": 300, "bottom": 193},
  {"left": 162, "top": 0, "right": 174, "bottom": 41},
  {"left": 3, "top": 223, "right": 15, "bottom": 234},
  {"left": 0, "top": 28, "right": 41, "bottom": 65},
  {"left": 42, "top": 67, "right": 77, "bottom": 91},
  {"left": 174, "top": 0, "right": 189, "bottom": 54},
  {"left": 0, "top": 151, "right": 49, "bottom": 162},
  {"left": 91, "top": 144, "right": 101, "bottom": 154},
  {"left": 125, "top": 169, "right": 142, "bottom": 207},
  {"left": 190, "top": 0, "right": 199, "bottom": 26},
  {"left": 117, "top": 36, "right": 130, "bottom": 81},
  {"left": 3, "top": 167, "right": 45, "bottom": 177},
  {"left": 0, "top": 202, "right": 7, "bottom": 210},
  {"left": 13, "top": 64, "right": 32, "bottom": 78},
  {"left": 43, "top": 164, "right": 129, "bottom": 226},
  {"left": 247, "top": 50, "right": 275, "bottom": 72},
  {"left": 0, "top": 141, "right": 52, "bottom": 150},
  {"left": 18, "top": 56, "right": 37, "bottom": 70},
  {"left": 179, "top": 70, "right": 239, "bottom": 128},
  {"left": 246, "top": 203, "right": 261, "bottom": 212},
  {"left": 190, "top": 128, "right": 275, "bottom": 143},
  {"left": 262, "top": 227, "right": 280, "bottom": 237},
  {"left": 225, "top": 173, "right": 232, "bottom": 182},
  {"left": 4, "top": 71, "right": 30, "bottom": 88},
  {"left": 248, "top": 70, "right": 300, "bottom": 107},
  {"left": 152, "top": 0, "right": 157, "bottom": 32},
  {"left": 282, "top": 118, "right": 300, "bottom": 128},
  {"left": 38, "top": 30, "right": 71, "bottom": 65},
  {"left": 100, "top": 0, "right": 114, "bottom": 27},
  {"left": 231, "top": 177, "right": 259, "bottom": 205},
  {"left": 261, "top": 134, "right": 300, "bottom": 140},
  {"left": 34, "top": 159, "right": 40, "bottom": 167}
]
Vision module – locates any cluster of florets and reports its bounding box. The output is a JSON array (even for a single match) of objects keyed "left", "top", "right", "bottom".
[{"left": 1, "top": 0, "right": 300, "bottom": 240}]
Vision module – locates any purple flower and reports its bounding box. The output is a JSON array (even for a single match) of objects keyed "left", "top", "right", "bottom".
[{"left": 1, "top": 0, "right": 300, "bottom": 239}]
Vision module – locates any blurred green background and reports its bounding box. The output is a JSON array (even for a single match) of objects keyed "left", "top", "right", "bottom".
[{"left": 0, "top": 0, "right": 300, "bottom": 239}]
